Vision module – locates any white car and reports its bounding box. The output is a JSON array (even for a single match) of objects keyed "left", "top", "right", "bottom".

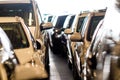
[{"left": 0, "top": 27, "right": 17, "bottom": 80}]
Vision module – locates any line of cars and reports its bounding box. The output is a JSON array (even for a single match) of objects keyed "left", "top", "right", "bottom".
[
  {"left": 46, "top": 8, "right": 106, "bottom": 79},
  {"left": 58, "top": 0, "right": 120, "bottom": 79},
  {"left": 64, "top": 9, "right": 106, "bottom": 80},
  {"left": 83, "top": 0, "right": 120, "bottom": 79},
  {"left": 45, "top": 7, "right": 106, "bottom": 79},
  {"left": 40, "top": 0, "right": 120, "bottom": 79},
  {"left": 0, "top": 0, "right": 53, "bottom": 80}
]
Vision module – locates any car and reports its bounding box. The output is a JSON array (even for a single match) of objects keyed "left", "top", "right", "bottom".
[
  {"left": 0, "top": 0, "right": 53, "bottom": 74},
  {"left": 0, "top": 16, "right": 49, "bottom": 80},
  {"left": 0, "top": 27, "right": 17, "bottom": 80},
  {"left": 51, "top": 14, "right": 75, "bottom": 56},
  {"left": 85, "top": 0, "right": 120, "bottom": 80},
  {"left": 70, "top": 10, "right": 106, "bottom": 80},
  {"left": 48, "top": 14, "right": 68, "bottom": 54},
  {"left": 83, "top": 19, "right": 104, "bottom": 80},
  {"left": 64, "top": 12, "right": 89, "bottom": 70}
]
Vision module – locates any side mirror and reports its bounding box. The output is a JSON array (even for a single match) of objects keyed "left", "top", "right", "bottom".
[
  {"left": 41, "top": 22, "right": 53, "bottom": 30},
  {"left": 64, "top": 28, "right": 73, "bottom": 34},
  {"left": 70, "top": 32, "right": 82, "bottom": 42}
]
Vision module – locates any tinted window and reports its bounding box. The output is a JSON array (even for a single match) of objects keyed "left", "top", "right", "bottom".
[
  {"left": 68, "top": 15, "right": 75, "bottom": 28},
  {"left": 87, "top": 16, "right": 104, "bottom": 41},
  {"left": 76, "top": 17, "right": 85, "bottom": 32},
  {"left": 0, "top": 23, "right": 29, "bottom": 49},
  {"left": 48, "top": 16, "right": 53, "bottom": 22},
  {"left": 55, "top": 15, "right": 68, "bottom": 29},
  {"left": 0, "top": 4, "right": 35, "bottom": 26}
]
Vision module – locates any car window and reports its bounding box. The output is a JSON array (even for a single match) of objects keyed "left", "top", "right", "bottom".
[
  {"left": 63, "top": 15, "right": 75, "bottom": 29},
  {"left": 63, "top": 16, "right": 71, "bottom": 28},
  {"left": 48, "top": 16, "right": 53, "bottom": 22},
  {"left": 0, "top": 23, "right": 29, "bottom": 49},
  {"left": 0, "top": 4, "right": 35, "bottom": 26},
  {"left": 87, "top": 16, "right": 104, "bottom": 41},
  {"left": 81, "top": 16, "right": 89, "bottom": 38},
  {"left": 76, "top": 17, "right": 86, "bottom": 32},
  {"left": 68, "top": 15, "right": 75, "bottom": 28},
  {"left": 54, "top": 15, "right": 68, "bottom": 29}
]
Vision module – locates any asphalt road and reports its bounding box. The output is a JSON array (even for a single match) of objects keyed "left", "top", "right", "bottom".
[{"left": 49, "top": 48, "right": 74, "bottom": 80}]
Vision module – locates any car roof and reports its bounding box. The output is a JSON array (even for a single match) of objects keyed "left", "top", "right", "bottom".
[
  {"left": 0, "top": 0, "right": 31, "bottom": 4},
  {"left": 0, "top": 17, "right": 23, "bottom": 23}
]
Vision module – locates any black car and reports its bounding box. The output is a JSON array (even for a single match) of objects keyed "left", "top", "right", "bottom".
[{"left": 48, "top": 15, "right": 69, "bottom": 54}]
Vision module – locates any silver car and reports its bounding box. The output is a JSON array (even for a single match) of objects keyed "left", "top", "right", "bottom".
[{"left": 0, "top": 27, "right": 17, "bottom": 80}]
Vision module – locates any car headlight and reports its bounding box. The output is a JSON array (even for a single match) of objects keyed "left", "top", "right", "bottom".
[
  {"left": 53, "top": 28, "right": 62, "bottom": 34},
  {"left": 54, "top": 29, "right": 58, "bottom": 33}
]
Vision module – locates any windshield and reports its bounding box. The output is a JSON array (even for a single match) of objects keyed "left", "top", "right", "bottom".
[
  {"left": 0, "top": 23, "right": 29, "bottom": 49},
  {"left": 0, "top": 3, "right": 35, "bottom": 26}
]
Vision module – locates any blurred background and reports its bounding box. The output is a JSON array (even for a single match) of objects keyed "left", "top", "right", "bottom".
[{"left": 36, "top": 0, "right": 108, "bottom": 15}]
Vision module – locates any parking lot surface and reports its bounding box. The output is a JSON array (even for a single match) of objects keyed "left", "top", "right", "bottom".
[{"left": 49, "top": 49, "right": 74, "bottom": 80}]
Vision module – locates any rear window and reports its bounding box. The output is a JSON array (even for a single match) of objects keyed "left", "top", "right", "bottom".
[
  {"left": 87, "top": 16, "right": 104, "bottom": 41},
  {"left": 0, "top": 22, "right": 29, "bottom": 49}
]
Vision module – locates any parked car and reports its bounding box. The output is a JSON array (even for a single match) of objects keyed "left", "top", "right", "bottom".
[
  {"left": 0, "top": 16, "right": 49, "bottom": 80},
  {"left": 0, "top": 0, "right": 53, "bottom": 74},
  {"left": 64, "top": 12, "right": 89, "bottom": 70},
  {"left": 0, "top": 27, "right": 17, "bottom": 80},
  {"left": 85, "top": 0, "right": 120, "bottom": 80},
  {"left": 48, "top": 14, "right": 68, "bottom": 54},
  {"left": 52, "top": 14, "right": 75, "bottom": 55},
  {"left": 83, "top": 19, "right": 104, "bottom": 80},
  {"left": 70, "top": 10, "right": 106, "bottom": 80}
]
